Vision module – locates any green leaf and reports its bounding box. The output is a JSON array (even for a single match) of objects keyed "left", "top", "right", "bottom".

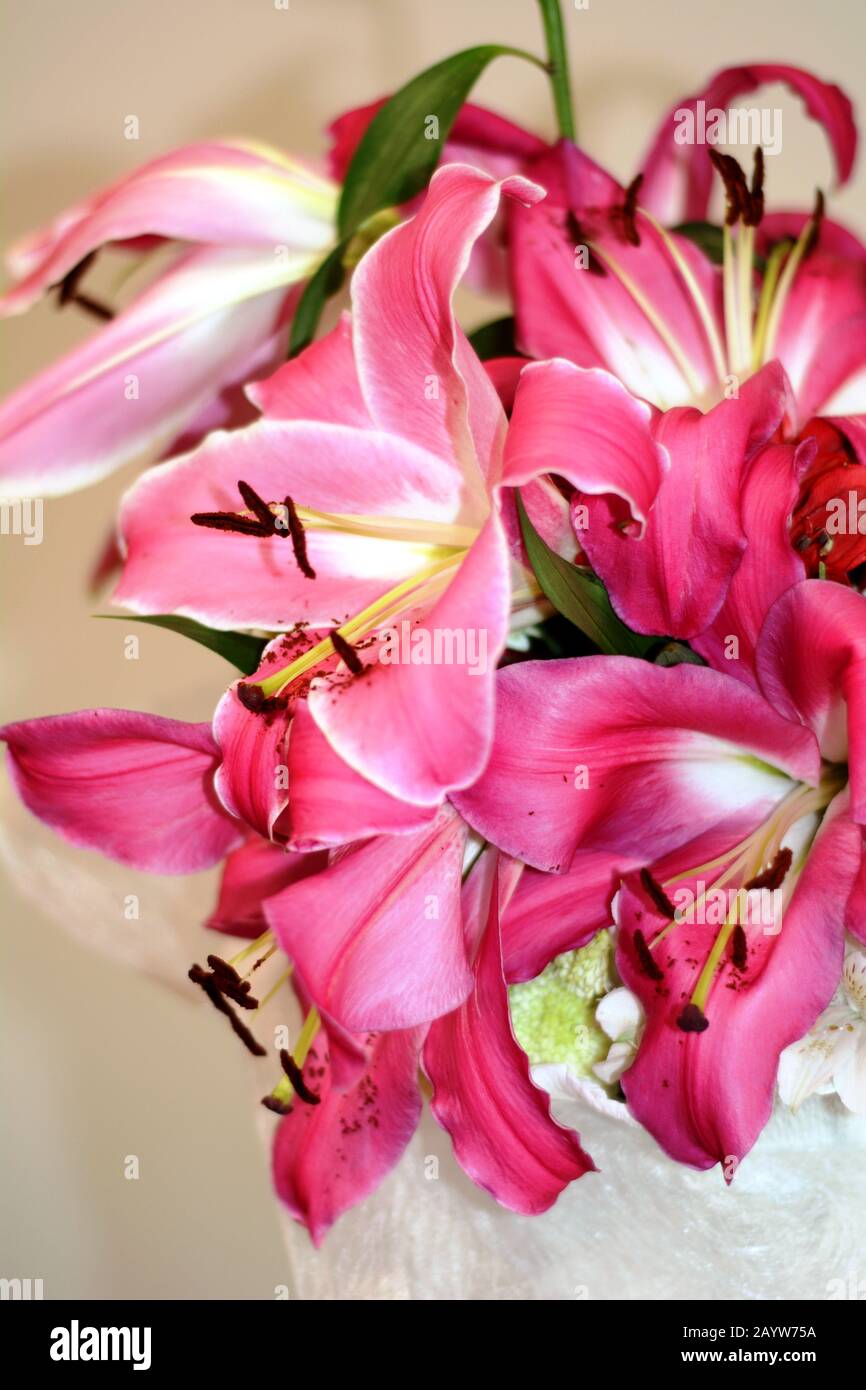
[
  {"left": 337, "top": 44, "right": 543, "bottom": 239},
  {"left": 672, "top": 221, "right": 725, "bottom": 264},
  {"left": 673, "top": 220, "right": 766, "bottom": 271},
  {"left": 468, "top": 316, "right": 521, "bottom": 361},
  {"left": 652, "top": 640, "right": 706, "bottom": 668},
  {"left": 288, "top": 240, "right": 348, "bottom": 358},
  {"left": 516, "top": 494, "right": 655, "bottom": 657},
  {"left": 95, "top": 614, "right": 267, "bottom": 675}
]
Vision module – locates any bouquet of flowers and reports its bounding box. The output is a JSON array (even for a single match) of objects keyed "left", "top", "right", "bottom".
[{"left": 2, "top": 0, "right": 864, "bottom": 1248}]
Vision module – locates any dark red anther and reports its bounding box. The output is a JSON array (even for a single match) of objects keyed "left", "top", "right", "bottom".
[
  {"left": 330, "top": 628, "right": 363, "bottom": 675},
  {"left": 56, "top": 252, "right": 99, "bottom": 305},
  {"left": 744, "top": 847, "right": 792, "bottom": 892},
  {"left": 633, "top": 928, "right": 665, "bottom": 982},
  {"left": 261, "top": 1094, "right": 293, "bottom": 1116},
  {"left": 53, "top": 252, "right": 116, "bottom": 321},
  {"left": 283, "top": 496, "right": 316, "bottom": 579},
  {"left": 564, "top": 211, "right": 608, "bottom": 276},
  {"left": 709, "top": 148, "right": 749, "bottom": 226},
  {"left": 676, "top": 1002, "right": 710, "bottom": 1033},
  {"left": 280, "top": 1049, "right": 321, "bottom": 1106},
  {"left": 639, "top": 867, "right": 677, "bottom": 920},
  {"left": 235, "top": 681, "right": 287, "bottom": 718},
  {"left": 189, "top": 962, "right": 258, "bottom": 1011},
  {"left": 187, "top": 963, "right": 267, "bottom": 1056},
  {"left": 190, "top": 481, "right": 312, "bottom": 564},
  {"left": 801, "top": 188, "right": 825, "bottom": 258},
  {"left": 731, "top": 924, "right": 749, "bottom": 972},
  {"left": 237, "top": 479, "right": 278, "bottom": 531},
  {"left": 207, "top": 954, "right": 241, "bottom": 984},
  {"left": 190, "top": 510, "right": 272, "bottom": 536},
  {"left": 621, "top": 174, "right": 643, "bottom": 247},
  {"left": 745, "top": 147, "right": 765, "bottom": 227}
]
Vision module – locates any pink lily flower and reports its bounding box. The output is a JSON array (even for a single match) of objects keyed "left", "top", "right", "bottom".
[
  {"left": 332, "top": 64, "right": 863, "bottom": 644},
  {"left": 0, "top": 694, "right": 468, "bottom": 1026},
  {"left": 454, "top": 566, "right": 866, "bottom": 1171},
  {"left": 509, "top": 134, "right": 863, "bottom": 424},
  {"left": 507, "top": 122, "right": 865, "bottom": 636},
  {"left": 0, "top": 700, "right": 591, "bottom": 1240},
  {"left": 111, "top": 163, "right": 665, "bottom": 814},
  {"left": 269, "top": 852, "right": 593, "bottom": 1244},
  {"left": 0, "top": 141, "right": 337, "bottom": 494},
  {"left": 328, "top": 99, "right": 548, "bottom": 295},
  {"left": 330, "top": 63, "right": 855, "bottom": 303},
  {"left": 207, "top": 819, "right": 592, "bottom": 1245}
]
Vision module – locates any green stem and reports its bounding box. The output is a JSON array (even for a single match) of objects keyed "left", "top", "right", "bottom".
[{"left": 536, "top": 0, "right": 576, "bottom": 141}]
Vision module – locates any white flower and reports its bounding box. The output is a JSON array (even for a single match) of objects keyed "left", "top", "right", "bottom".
[
  {"left": 778, "top": 949, "right": 866, "bottom": 1115},
  {"left": 592, "top": 986, "right": 644, "bottom": 1086}
]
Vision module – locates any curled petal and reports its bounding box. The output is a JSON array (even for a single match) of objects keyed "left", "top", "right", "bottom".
[
  {"left": 640, "top": 64, "right": 857, "bottom": 224},
  {"left": 503, "top": 358, "right": 668, "bottom": 532},
  {"left": 351, "top": 162, "right": 544, "bottom": 494},
  {"left": 213, "top": 684, "right": 291, "bottom": 842},
  {"left": 694, "top": 440, "right": 810, "bottom": 684}
]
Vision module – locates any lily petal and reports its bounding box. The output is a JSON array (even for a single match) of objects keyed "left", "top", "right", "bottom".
[
  {"left": 264, "top": 809, "right": 470, "bottom": 1033},
  {"left": 284, "top": 700, "right": 438, "bottom": 849},
  {"left": 640, "top": 64, "right": 857, "bottom": 224},
  {"left": 424, "top": 858, "right": 594, "bottom": 1214},
  {"left": 0, "top": 246, "right": 296, "bottom": 495},
  {"left": 206, "top": 835, "right": 326, "bottom": 938},
  {"left": 115, "top": 415, "right": 465, "bottom": 630},
  {"left": 580, "top": 362, "right": 790, "bottom": 639},
  {"left": 619, "top": 793, "right": 861, "bottom": 1167},
  {"left": 693, "top": 440, "right": 810, "bottom": 684},
  {"left": 308, "top": 511, "right": 511, "bottom": 805},
  {"left": 509, "top": 141, "right": 725, "bottom": 409},
  {"left": 272, "top": 1024, "right": 423, "bottom": 1246},
  {"left": 756, "top": 579, "right": 866, "bottom": 822},
  {"left": 246, "top": 312, "right": 373, "bottom": 427},
  {"left": 502, "top": 849, "right": 637, "bottom": 984},
  {"left": 0, "top": 709, "right": 241, "bottom": 872},
  {"left": 454, "top": 657, "right": 820, "bottom": 872},
  {"left": 351, "top": 162, "right": 544, "bottom": 493},
  {"left": 1, "top": 140, "right": 335, "bottom": 316},
  {"left": 503, "top": 358, "right": 668, "bottom": 531}
]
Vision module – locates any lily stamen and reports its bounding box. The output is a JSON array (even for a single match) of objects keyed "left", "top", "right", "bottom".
[
  {"left": 187, "top": 960, "right": 267, "bottom": 1057},
  {"left": 263, "top": 1005, "right": 322, "bottom": 1113},
  {"left": 590, "top": 242, "right": 706, "bottom": 401},
  {"left": 254, "top": 551, "right": 464, "bottom": 700},
  {"left": 641, "top": 209, "right": 729, "bottom": 383},
  {"left": 760, "top": 188, "right": 825, "bottom": 364}
]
